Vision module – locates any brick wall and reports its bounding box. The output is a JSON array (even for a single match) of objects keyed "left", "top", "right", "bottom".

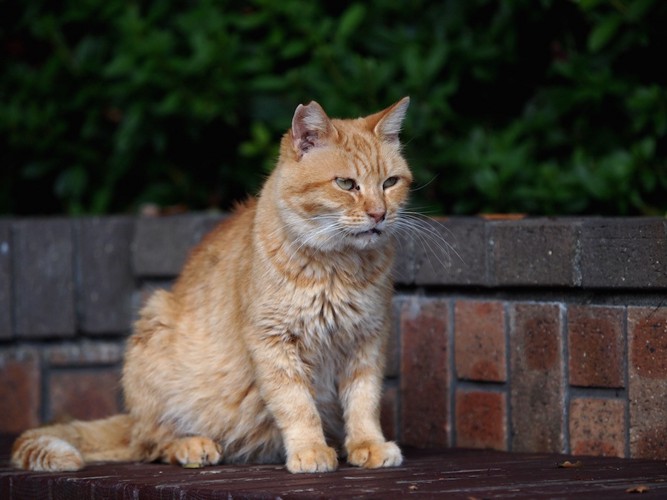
[{"left": 1, "top": 215, "right": 666, "bottom": 460}]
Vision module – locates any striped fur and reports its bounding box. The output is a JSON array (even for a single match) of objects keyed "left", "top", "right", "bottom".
[{"left": 12, "top": 98, "right": 412, "bottom": 473}]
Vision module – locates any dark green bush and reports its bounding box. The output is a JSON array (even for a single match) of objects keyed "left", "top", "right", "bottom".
[{"left": 2, "top": 0, "right": 666, "bottom": 215}]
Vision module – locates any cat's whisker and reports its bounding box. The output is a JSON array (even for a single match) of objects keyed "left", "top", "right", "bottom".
[
  {"left": 284, "top": 221, "right": 344, "bottom": 270},
  {"left": 399, "top": 211, "right": 463, "bottom": 259},
  {"left": 406, "top": 219, "right": 462, "bottom": 267},
  {"left": 393, "top": 221, "right": 451, "bottom": 272},
  {"left": 393, "top": 212, "right": 465, "bottom": 271},
  {"left": 264, "top": 213, "right": 343, "bottom": 255},
  {"left": 401, "top": 205, "right": 443, "bottom": 216},
  {"left": 409, "top": 174, "right": 439, "bottom": 193}
]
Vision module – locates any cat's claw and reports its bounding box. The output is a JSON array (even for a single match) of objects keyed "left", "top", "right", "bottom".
[
  {"left": 347, "top": 440, "right": 403, "bottom": 469},
  {"left": 286, "top": 444, "right": 338, "bottom": 473},
  {"left": 164, "top": 436, "right": 222, "bottom": 467}
]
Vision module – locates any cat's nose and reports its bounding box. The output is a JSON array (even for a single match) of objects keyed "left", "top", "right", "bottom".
[{"left": 367, "top": 210, "right": 386, "bottom": 223}]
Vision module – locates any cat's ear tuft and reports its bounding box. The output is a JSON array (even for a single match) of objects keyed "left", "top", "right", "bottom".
[
  {"left": 370, "top": 96, "right": 410, "bottom": 143},
  {"left": 291, "top": 101, "right": 334, "bottom": 160}
]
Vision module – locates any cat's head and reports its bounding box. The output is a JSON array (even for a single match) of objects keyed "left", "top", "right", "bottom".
[{"left": 274, "top": 98, "right": 413, "bottom": 252}]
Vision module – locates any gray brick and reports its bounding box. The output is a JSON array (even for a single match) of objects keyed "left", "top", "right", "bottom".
[
  {"left": 46, "top": 340, "right": 125, "bottom": 367},
  {"left": 413, "top": 217, "right": 487, "bottom": 286},
  {"left": 77, "top": 217, "right": 135, "bottom": 334},
  {"left": 392, "top": 229, "right": 414, "bottom": 285},
  {"left": 580, "top": 218, "right": 667, "bottom": 288},
  {"left": 13, "top": 219, "right": 76, "bottom": 338},
  {"left": 132, "top": 214, "right": 224, "bottom": 277},
  {"left": 0, "top": 220, "right": 11, "bottom": 339},
  {"left": 489, "top": 219, "right": 580, "bottom": 286}
]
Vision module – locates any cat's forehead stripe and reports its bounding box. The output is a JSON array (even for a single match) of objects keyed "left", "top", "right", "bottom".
[{"left": 343, "top": 131, "right": 383, "bottom": 177}]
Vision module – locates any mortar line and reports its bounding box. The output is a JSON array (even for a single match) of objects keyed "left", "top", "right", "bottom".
[
  {"left": 448, "top": 297, "right": 456, "bottom": 448},
  {"left": 8, "top": 222, "right": 17, "bottom": 341},
  {"left": 504, "top": 301, "right": 512, "bottom": 453},
  {"left": 623, "top": 306, "right": 631, "bottom": 458},
  {"left": 561, "top": 303, "right": 571, "bottom": 455}
]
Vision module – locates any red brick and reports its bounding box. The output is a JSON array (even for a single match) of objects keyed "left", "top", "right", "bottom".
[
  {"left": 380, "top": 384, "right": 398, "bottom": 442},
  {"left": 509, "top": 303, "right": 564, "bottom": 453},
  {"left": 48, "top": 368, "right": 122, "bottom": 422},
  {"left": 400, "top": 297, "right": 449, "bottom": 447},
  {"left": 386, "top": 297, "right": 405, "bottom": 378},
  {"left": 629, "top": 306, "right": 667, "bottom": 379},
  {"left": 455, "top": 300, "right": 506, "bottom": 382},
  {"left": 628, "top": 306, "right": 667, "bottom": 459},
  {"left": 568, "top": 305, "right": 624, "bottom": 388},
  {"left": 569, "top": 398, "right": 626, "bottom": 458},
  {"left": 456, "top": 390, "right": 507, "bottom": 450},
  {"left": 0, "top": 349, "right": 41, "bottom": 433}
]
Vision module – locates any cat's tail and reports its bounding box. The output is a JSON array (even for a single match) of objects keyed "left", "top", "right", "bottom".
[{"left": 11, "top": 414, "right": 137, "bottom": 471}]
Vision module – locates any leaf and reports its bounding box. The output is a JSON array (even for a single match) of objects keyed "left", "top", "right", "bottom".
[
  {"left": 422, "top": 43, "right": 448, "bottom": 83},
  {"left": 55, "top": 165, "right": 88, "bottom": 212},
  {"left": 336, "top": 4, "right": 366, "bottom": 42},
  {"left": 557, "top": 460, "right": 583, "bottom": 468},
  {"left": 588, "top": 15, "right": 622, "bottom": 53},
  {"left": 626, "top": 485, "right": 650, "bottom": 494},
  {"left": 577, "top": 0, "right": 606, "bottom": 11},
  {"left": 626, "top": 0, "right": 656, "bottom": 22},
  {"left": 21, "top": 161, "right": 54, "bottom": 179},
  {"left": 183, "top": 462, "right": 203, "bottom": 469}
]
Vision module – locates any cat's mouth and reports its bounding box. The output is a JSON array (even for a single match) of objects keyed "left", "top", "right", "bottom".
[{"left": 354, "top": 228, "right": 383, "bottom": 237}]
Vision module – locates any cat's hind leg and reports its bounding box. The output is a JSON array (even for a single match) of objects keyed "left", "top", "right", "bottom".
[
  {"left": 12, "top": 414, "right": 137, "bottom": 471},
  {"left": 160, "top": 436, "right": 222, "bottom": 467}
]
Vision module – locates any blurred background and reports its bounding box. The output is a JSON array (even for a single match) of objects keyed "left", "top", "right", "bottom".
[{"left": 1, "top": 0, "right": 666, "bottom": 216}]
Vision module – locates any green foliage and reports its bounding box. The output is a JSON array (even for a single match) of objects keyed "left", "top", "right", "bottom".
[{"left": 2, "top": 0, "right": 666, "bottom": 215}]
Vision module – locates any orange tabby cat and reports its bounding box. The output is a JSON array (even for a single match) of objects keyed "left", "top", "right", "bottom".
[{"left": 12, "top": 97, "right": 412, "bottom": 473}]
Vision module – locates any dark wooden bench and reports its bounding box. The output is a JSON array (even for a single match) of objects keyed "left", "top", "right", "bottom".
[{"left": 2, "top": 435, "right": 666, "bottom": 499}]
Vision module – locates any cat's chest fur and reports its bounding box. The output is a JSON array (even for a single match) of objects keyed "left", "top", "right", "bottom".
[{"left": 251, "top": 239, "right": 392, "bottom": 355}]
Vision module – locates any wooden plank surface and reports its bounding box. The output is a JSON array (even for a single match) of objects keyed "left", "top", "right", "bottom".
[{"left": 2, "top": 435, "right": 667, "bottom": 499}]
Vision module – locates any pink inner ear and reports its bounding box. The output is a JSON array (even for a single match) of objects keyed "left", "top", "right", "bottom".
[
  {"left": 291, "top": 101, "right": 332, "bottom": 159},
  {"left": 298, "top": 131, "right": 318, "bottom": 155},
  {"left": 371, "top": 97, "right": 410, "bottom": 142}
]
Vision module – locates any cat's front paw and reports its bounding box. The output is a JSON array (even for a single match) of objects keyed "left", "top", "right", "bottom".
[
  {"left": 347, "top": 440, "right": 403, "bottom": 469},
  {"left": 286, "top": 444, "right": 338, "bottom": 473},
  {"left": 164, "top": 436, "right": 222, "bottom": 467}
]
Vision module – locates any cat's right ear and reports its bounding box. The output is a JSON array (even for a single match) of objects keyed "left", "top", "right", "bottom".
[{"left": 291, "top": 101, "right": 334, "bottom": 160}]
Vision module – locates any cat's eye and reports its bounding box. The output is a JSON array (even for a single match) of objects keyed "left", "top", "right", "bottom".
[
  {"left": 383, "top": 176, "right": 399, "bottom": 189},
  {"left": 335, "top": 178, "right": 357, "bottom": 191}
]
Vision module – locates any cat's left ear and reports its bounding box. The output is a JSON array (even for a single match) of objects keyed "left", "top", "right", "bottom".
[
  {"left": 291, "top": 101, "right": 335, "bottom": 160},
  {"left": 367, "top": 96, "right": 410, "bottom": 143}
]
